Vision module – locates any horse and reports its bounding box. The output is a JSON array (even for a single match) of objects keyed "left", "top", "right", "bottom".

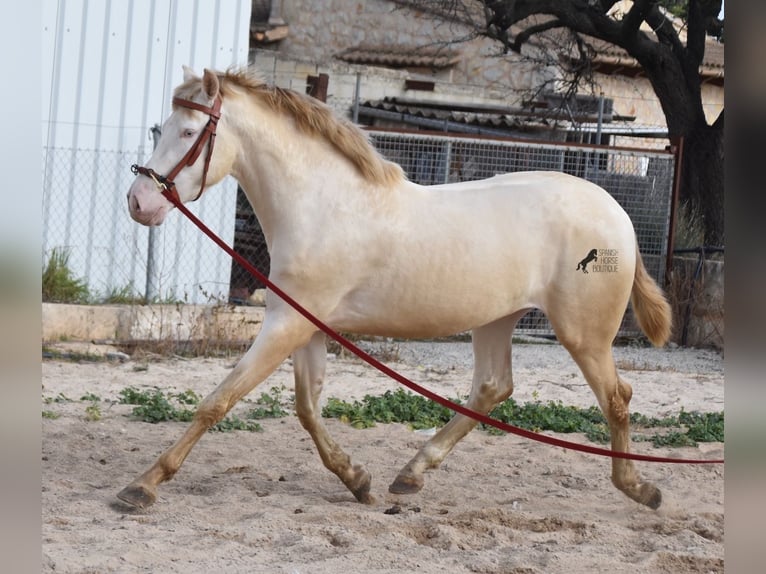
[{"left": 123, "top": 66, "right": 672, "bottom": 511}]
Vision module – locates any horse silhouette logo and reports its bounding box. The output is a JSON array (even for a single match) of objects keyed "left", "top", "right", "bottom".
[{"left": 576, "top": 248, "right": 598, "bottom": 273}]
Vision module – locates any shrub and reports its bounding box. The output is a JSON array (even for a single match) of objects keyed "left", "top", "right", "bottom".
[{"left": 42, "top": 247, "right": 90, "bottom": 303}]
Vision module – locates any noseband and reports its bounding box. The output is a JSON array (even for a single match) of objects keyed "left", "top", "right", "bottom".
[{"left": 131, "top": 95, "right": 222, "bottom": 202}]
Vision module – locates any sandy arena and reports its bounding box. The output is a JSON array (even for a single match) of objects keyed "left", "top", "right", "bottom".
[{"left": 42, "top": 340, "right": 724, "bottom": 573}]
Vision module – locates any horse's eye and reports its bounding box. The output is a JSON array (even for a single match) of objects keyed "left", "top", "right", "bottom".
[{"left": 183, "top": 129, "right": 196, "bottom": 138}]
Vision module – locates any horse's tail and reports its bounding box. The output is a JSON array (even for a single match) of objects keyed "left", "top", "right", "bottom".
[{"left": 630, "top": 243, "right": 672, "bottom": 347}]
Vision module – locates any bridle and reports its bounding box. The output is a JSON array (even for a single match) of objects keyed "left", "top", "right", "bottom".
[{"left": 131, "top": 95, "right": 222, "bottom": 202}]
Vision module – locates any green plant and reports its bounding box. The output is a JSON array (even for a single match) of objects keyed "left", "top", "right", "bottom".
[
  {"left": 322, "top": 390, "right": 724, "bottom": 448},
  {"left": 211, "top": 415, "right": 262, "bottom": 432},
  {"left": 102, "top": 284, "right": 144, "bottom": 304},
  {"left": 246, "top": 385, "right": 291, "bottom": 419},
  {"left": 43, "top": 392, "right": 72, "bottom": 404},
  {"left": 174, "top": 389, "right": 201, "bottom": 405},
  {"left": 678, "top": 410, "right": 724, "bottom": 443},
  {"left": 118, "top": 386, "right": 262, "bottom": 432},
  {"left": 322, "top": 389, "right": 456, "bottom": 429},
  {"left": 119, "top": 387, "right": 195, "bottom": 423},
  {"left": 484, "top": 398, "right": 610, "bottom": 442},
  {"left": 42, "top": 410, "right": 60, "bottom": 419},
  {"left": 42, "top": 247, "right": 90, "bottom": 303},
  {"left": 84, "top": 403, "right": 101, "bottom": 421}
]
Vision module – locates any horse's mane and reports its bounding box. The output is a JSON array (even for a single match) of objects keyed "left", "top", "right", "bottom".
[{"left": 176, "top": 68, "right": 405, "bottom": 188}]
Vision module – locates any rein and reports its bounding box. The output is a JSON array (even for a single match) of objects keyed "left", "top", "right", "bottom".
[
  {"left": 154, "top": 186, "right": 723, "bottom": 466},
  {"left": 131, "top": 96, "right": 222, "bottom": 202}
]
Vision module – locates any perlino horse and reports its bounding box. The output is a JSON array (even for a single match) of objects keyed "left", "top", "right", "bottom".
[{"left": 123, "top": 67, "right": 672, "bottom": 511}]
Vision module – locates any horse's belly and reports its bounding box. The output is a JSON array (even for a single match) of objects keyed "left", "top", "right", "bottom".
[{"left": 327, "top": 275, "right": 535, "bottom": 339}]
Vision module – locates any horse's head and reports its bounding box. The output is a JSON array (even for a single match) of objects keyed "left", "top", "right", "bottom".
[{"left": 127, "top": 67, "right": 235, "bottom": 226}]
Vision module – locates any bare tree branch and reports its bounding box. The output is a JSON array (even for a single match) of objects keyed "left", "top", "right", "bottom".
[{"left": 510, "top": 18, "right": 566, "bottom": 53}]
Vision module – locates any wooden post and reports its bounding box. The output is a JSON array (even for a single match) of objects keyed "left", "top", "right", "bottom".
[{"left": 306, "top": 73, "right": 329, "bottom": 102}]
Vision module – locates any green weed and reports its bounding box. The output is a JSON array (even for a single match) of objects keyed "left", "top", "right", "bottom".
[
  {"left": 117, "top": 386, "right": 262, "bottom": 432},
  {"left": 118, "top": 387, "right": 195, "bottom": 423},
  {"left": 322, "top": 391, "right": 723, "bottom": 447},
  {"left": 211, "top": 416, "right": 262, "bottom": 432},
  {"left": 322, "top": 389, "right": 456, "bottom": 430},
  {"left": 246, "top": 385, "right": 292, "bottom": 419},
  {"left": 43, "top": 392, "right": 72, "bottom": 404},
  {"left": 84, "top": 403, "right": 101, "bottom": 421},
  {"left": 42, "top": 247, "right": 91, "bottom": 303},
  {"left": 102, "top": 284, "right": 144, "bottom": 304}
]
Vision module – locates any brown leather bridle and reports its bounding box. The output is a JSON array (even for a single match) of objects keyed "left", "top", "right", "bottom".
[{"left": 131, "top": 95, "right": 222, "bottom": 202}]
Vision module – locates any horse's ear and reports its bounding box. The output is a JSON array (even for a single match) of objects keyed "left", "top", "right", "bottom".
[
  {"left": 202, "top": 69, "right": 220, "bottom": 101},
  {"left": 182, "top": 65, "right": 198, "bottom": 83}
]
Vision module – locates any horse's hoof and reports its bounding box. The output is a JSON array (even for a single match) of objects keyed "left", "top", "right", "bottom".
[
  {"left": 388, "top": 473, "right": 424, "bottom": 495},
  {"left": 350, "top": 465, "right": 375, "bottom": 504},
  {"left": 352, "top": 482, "right": 375, "bottom": 504},
  {"left": 619, "top": 481, "right": 662, "bottom": 510},
  {"left": 116, "top": 484, "right": 157, "bottom": 509},
  {"left": 641, "top": 484, "right": 662, "bottom": 510}
]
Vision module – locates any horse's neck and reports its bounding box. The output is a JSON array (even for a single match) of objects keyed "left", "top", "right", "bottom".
[{"left": 230, "top": 108, "right": 379, "bottom": 248}]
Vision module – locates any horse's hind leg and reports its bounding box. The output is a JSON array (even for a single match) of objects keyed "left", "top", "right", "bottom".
[
  {"left": 390, "top": 313, "right": 521, "bottom": 495},
  {"left": 552, "top": 325, "right": 662, "bottom": 509},
  {"left": 116, "top": 313, "right": 314, "bottom": 509},
  {"left": 293, "top": 332, "right": 374, "bottom": 503}
]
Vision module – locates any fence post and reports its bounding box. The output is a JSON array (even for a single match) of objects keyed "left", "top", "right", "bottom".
[
  {"left": 352, "top": 72, "right": 361, "bottom": 124},
  {"left": 595, "top": 94, "right": 604, "bottom": 144},
  {"left": 144, "top": 124, "right": 162, "bottom": 303},
  {"left": 442, "top": 140, "right": 452, "bottom": 183},
  {"left": 306, "top": 73, "right": 329, "bottom": 102},
  {"left": 665, "top": 135, "right": 684, "bottom": 285}
]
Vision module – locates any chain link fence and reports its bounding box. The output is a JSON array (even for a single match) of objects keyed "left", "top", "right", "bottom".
[
  {"left": 42, "top": 145, "right": 239, "bottom": 305},
  {"left": 43, "top": 130, "right": 674, "bottom": 336}
]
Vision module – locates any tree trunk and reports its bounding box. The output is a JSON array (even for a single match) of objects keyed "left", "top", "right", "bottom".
[{"left": 679, "top": 119, "right": 724, "bottom": 246}]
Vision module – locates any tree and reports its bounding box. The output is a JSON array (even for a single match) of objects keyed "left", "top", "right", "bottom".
[{"left": 405, "top": 0, "right": 724, "bottom": 245}]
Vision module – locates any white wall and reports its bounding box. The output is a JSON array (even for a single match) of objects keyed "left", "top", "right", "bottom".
[{"left": 42, "top": 0, "right": 251, "bottom": 303}]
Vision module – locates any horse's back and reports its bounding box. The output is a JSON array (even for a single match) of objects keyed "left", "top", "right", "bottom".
[{"left": 419, "top": 171, "right": 635, "bottom": 261}]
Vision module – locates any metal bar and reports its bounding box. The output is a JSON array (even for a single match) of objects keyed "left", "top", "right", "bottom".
[
  {"left": 352, "top": 72, "right": 361, "bottom": 124},
  {"left": 364, "top": 125, "right": 675, "bottom": 157},
  {"left": 596, "top": 94, "right": 604, "bottom": 144},
  {"left": 442, "top": 140, "right": 452, "bottom": 183},
  {"left": 144, "top": 124, "right": 162, "bottom": 303},
  {"left": 665, "top": 136, "right": 684, "bottom": 285}
]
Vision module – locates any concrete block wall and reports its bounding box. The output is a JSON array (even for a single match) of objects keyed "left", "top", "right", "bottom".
[{"left": 42, "top": 303, "right": 265, "bottom": 344}]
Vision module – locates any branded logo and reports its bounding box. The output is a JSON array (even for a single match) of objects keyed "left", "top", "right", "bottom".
[{"left": 576, "top": 248, "right": 618, "bottom": 273}]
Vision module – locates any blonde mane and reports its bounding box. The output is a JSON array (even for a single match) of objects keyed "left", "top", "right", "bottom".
[{"left": 176, "top": 68, "right": 405, "bottom": 188}]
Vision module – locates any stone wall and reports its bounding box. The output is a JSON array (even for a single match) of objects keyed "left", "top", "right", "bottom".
[
  {"left": 260, "top": 0, "right": 723, "bottom": 133},
  {"left": 265, "top": 0, "right": 551, "bottom": 105},
  {"left": 249, "top": 48, "right": 526, "bottom": 119}
]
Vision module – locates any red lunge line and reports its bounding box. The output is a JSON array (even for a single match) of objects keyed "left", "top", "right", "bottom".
[{"left": 162, "top": 189, "right": 723, "bottom": 465}]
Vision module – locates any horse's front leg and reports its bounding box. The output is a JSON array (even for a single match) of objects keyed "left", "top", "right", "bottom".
[
  {"left": 116, "top": 313, "right": 314, "bottom": 509},
  {"left": 293, "top": 332, "right": 374, "bottom": 503}
]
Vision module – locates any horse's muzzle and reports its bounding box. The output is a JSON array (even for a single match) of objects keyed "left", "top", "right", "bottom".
[{"left": 127, "top": 179, "right": 173, "bottom": 226}]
